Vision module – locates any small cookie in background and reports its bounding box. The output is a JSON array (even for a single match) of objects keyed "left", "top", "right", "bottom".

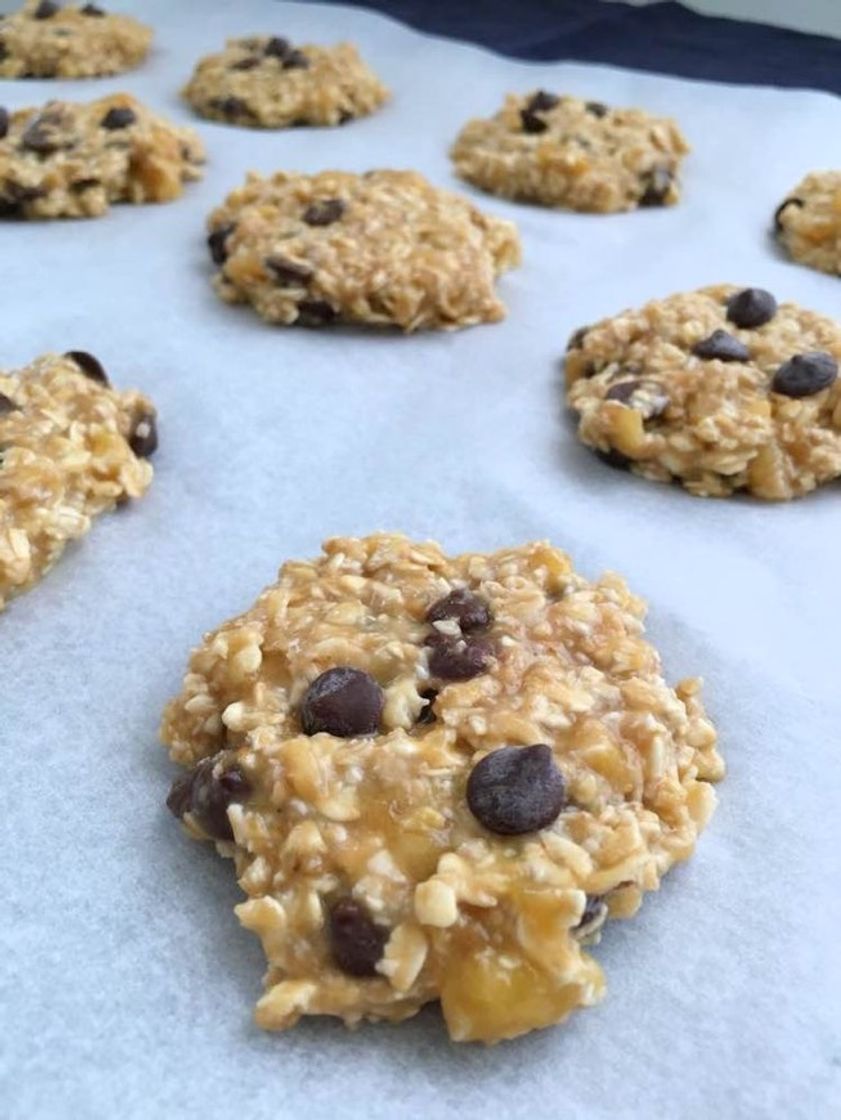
[
  {"left": 565, "top": 284, "right": 841, "bottom": 500},
  {"left": 0, "top": 1, "right": 151, "bottom": 80},
  {"left": 774, "top": 171, "right": 841, "bottom": 276},
  {"left": 206, "top": 169, "right": 521, "bottom": 331},
  {"left": 451, "top": 90, "right": 688, "bottom": 213},
  {"left": 182, "top": 35, "right": 388, "bottom": 128}
]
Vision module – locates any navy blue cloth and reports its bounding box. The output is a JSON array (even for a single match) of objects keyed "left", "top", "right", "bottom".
[{"left": 317, "top": 0, "right": 841, "bottom": 94}]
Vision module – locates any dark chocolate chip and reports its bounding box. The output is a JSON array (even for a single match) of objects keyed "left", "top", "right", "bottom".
[
  {"left": 426, "top": 588, "right": 491, "bottom": 632},
  {"left": 282, "top": 49, "right": 309, "bottom": 70},
  {"left": 297, "top": 298, "right": 336, "bottom": 326},
  {"left": 0, "top": 392, "right": 19, "bottom": 414},
  {"left": 0, "top": 108, "right": 8, "bottom": 141},
  {"left": 426, "top": 632, "right": 493, "bottom": 681},
  {"left": 772, "top": 351, "right": 837, "bottom": 398},
  {"left": 416, "top": 688, "right": 438, "bottom": 725},
  {"left": 520, "top": 108, "right": 548, "bottom": 135},
  {"left": 264, "top": 36, "right": 291, "bottom": 58},
  {"left": 303, "top": 198, "right": 345, "bottom": 227},
  {"left": 639, "top": 167, "right": 672, "bottom": 207},
  {"left": 692, "top": 329, "right": 750, "bottom": 362},
  {"left": 0, "top": 42, "right": 6, "bottom": 63},
  {"left": 129, "top": 408, "right": 158, "bottom": 457},
  {"left": 100, "top": 106, "right": 136, "bottom": 130},
  {"left": 726, "top": 287, "right": 777, "bottom": 329},
  {"left": 166, "top": 756, "right": 251, "bottom": 841},
  {"left": 595, "top": 447, "right": 631, "bottom": 472},
  {"left": 466, "top": 744, "right": 566, "bottom": 836},
  {"left": 773, "top": 196, "right": 804, "bottom": 234},
  {"left": 300, "top": 667, "right": 384, "bottom": 737},
  {"left": 65, "top": 350, "right": 109, "bottom": 386},
  {"left": 604, "top": 378, "right": 669, "bottom": 420},
  {"left": 566, "top": 325, "right": 590, "bottom": 352},
  {"left": 21, "top": 116, "right": 62, "bottom": 154},
  {"left": 265, "top": 255, "right": 313, "bottom": 285},
  {"left": 526, "top": 90, "right": 559, "bottom": 113},
  {"left": 33, "top": 1, "right": 60, "bottom": 18},
  {"left": 0, "top": 181, "right": 45, "bottom": 215},
  {"left": 327, "top": 898, "right": 387, "bottom": 977},
  {"left": 80, "top": 3, "right": 106, "bottom": 15},
  {"left": 231, "top": 56, "right": 260, "bottom": 71},
  {"left": 207, "top": 222, "right": 235, "bottom": 265},
  {"left": 585, "top": 100, "right": 608, "bottom": 118},
  {"left": 211, "top": 96, "right": 249, "bottom": 118}
]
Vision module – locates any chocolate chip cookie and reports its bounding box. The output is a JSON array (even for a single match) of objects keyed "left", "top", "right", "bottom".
[
  {"left": 207, "top": 170, "right": 521, "bottom": 331},
  {"left": 182, "top": 35, "right": 388, "bottom": 128},
  {"left": 774, "top": 171, "right": 841, "bottom": 276},
  {"left": 0, "top": 352, "right": 156, "bottom": 611},
  {"left": 0, "top": 2, "right": 151, "bottom": 79},
  {"left": 161, "top": 533, "right": 723, "bottom": 1043},
  {"left": 0, "top": 94, "right": 205, "bottom": 219},
  {"left": 450, "top": 90, "right": 688, "bottom": 212},
  {"left": 566, "top": 285, "right": 841, "bottom": 499}
]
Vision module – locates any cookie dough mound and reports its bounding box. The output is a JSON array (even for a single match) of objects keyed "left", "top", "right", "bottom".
[
  {"left": 0, "top": 94, "right": 205, "bottom": 219},
  {"left": 0, "top": 351, "right": 156, "bottom": 611},
  {"left": 182, "top": 35, "right": 388, "bottom": 128},
  {"left": 0, "top": 2, "right": 151, "bottom": 79},
  {"left": 161, "top": 533, "right": 723, "bottom": 1043},
  {"left": 565, "top": 285, "right": 841, "bottom": 499},
  {"left": 774, "top": 171, "right": 841, "bottom": 276},
  {"left": 207, "top": 170, "right": 521, "bottom": 331},
  {"left": 450, "top": 90, "right": 688, "bottom": 213}
]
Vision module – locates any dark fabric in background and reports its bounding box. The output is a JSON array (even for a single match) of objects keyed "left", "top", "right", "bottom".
[{"left": 314, "top": 0, "right": 841, "bottom": 94}]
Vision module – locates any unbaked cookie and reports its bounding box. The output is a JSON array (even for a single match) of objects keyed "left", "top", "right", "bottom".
[
  {"left": 774, "top": 171, "right": 841, "bottom": 276},
  {"left": 0, "top": 351, "right": 156, "bottom": 611},
  {"left": 565, "top": 285, "right": 841, "bottom": 499},
  {"left": 207, "top": 170, "right": 521, "bottom": 331},
  {"left": 450, "top": 90, "right": 688, "bottom": 213},
  {"left": 0, "top": 94, "right": 205, "bottom": 219},
  {"left": 0, "top": 1, "right": 151, "bottom": 79},
  {"left": 182, "top": 35, "right": 388, "bottom": 128},
  {"left": 161, "top": 533, "right": 723, "bottom": 1043}
]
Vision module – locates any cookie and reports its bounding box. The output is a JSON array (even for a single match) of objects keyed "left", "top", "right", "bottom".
[
  {"left": 0, "top": 2, "right": 151, "bottom": 79},
  {"left": 0, "top": 94, "right": 205, "bottom": 219},
  {"left": 0, "top": 352, "right": 156, "bottom": 611},
  {"left": 207, "top": 170, "right": 521, "bottom": 331},
  {"left": 565, "top": 285, "right": 841, "bottom": 500},
  {"left": 182, "top": 35, "right": 388, "bottom": 128},
  {"left": 774, "top": 171, "right": 841, "bottom": 276},
  {"left": 161, "top": 533, "right": 723, "bottom": 1043},
  {"left": 450, "top": 90, "right": 688, "bottom": 213}
]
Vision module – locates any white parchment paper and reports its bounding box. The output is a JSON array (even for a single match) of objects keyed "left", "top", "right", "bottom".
[{"left": 2, "top": 2, "right": 840, "bottom": 1117}]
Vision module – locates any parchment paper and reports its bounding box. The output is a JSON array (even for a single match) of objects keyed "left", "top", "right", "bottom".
[{"left": 2, "top": 2, "right": 840, "bottom": 1117}]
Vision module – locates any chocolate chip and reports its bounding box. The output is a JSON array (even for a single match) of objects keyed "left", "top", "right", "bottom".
[
  {"left": 586, "top": 100, "right": 608, "bottom": 118},
  {"left": 526, "top": 90, "right": 559, "bottom": 113},
  {"left": 773, "top": 196, "right": 804, "bottom": 234},
  {"left": 265, "top": 255, "right": 313, "bottom": 285},
  {"left": 0, "top": 181, "right": 45, "bottom": 215},
  {"left": 726, "top": 287, "right": 777, "bottom": 329},
  {"left": 207, "top": 222, "right": 235, "bottom": 265},
  {"left": 417, "top": 688, "right": 438, "bottom": 725},
  {"left": 21, "top": 116, "right": 62, "bottom": 154},
  {"left": 0, "top": 108, "right": 8, "bottom": 141},
  {"left": 604, "top": 378, "right": 669, "bottom": 420},
  {"left": 282, "top": 49, "right": 309, "bottom": 70},
  {"left": 520, "top": 108, "right": 548, "bottom": 134},
  {"left": 231, "top": 57, "right": 260, "bottom": 71},
  {"left": 466, "top": 744, "right": 566, "bottom": 836},
  {"left": 772, "top": 351, "right": 837, "bottom": 398},
  {"left": 80, "top": 3, "right": 106, "bottom": 15},
  {"left": 0, "top": 42, "right": 6, "bottom": 63},
  {"left": 426, "top": 632, "right": 493, "bottom": 681},
  {"left": 264, "top": 36, "right": 291, "bottom": 58},
  {"left": 33, "top": 1, "right": 60, "bottom": 18},
  {"left": 0, "top": 392, "right": 19, "bottom": 414},
  {"left": 166, "top": 757, "right": 251, "bottom": 841},
  {"left": 303, "top": 198, "right": 345, "bottom": 227},
  {"left": 65, "top": 350, "right": 109, "bottom": 386},
  {"left": 595, "top": 447, "right": 631, "bottom": 472},
  {"left": 566, "top": 325, "right": 590, "bottom": 351},
  {"left": 129, "top": 408, "right": 158, "bottom": 457},
  {"left": 297, "top": 299, "right": 336, "bottom": 326},
  {"left": 639, "top": 167, "right": 672, "bottom": 206},
  {"left": 211, "top": 96, "right": 249, "bottom": 118},
  {"left": 300, "top": 667, "right": 384, "bottom": 737},
  {"left": 692, "top": 329, "right": 750, "bottom": 362},
  {"left": 100, "top": 106, "right": 136, "bottom": 130},
  {"left": 426, "top": 589, "right": 491, "bottom": 632},
  {"left": 327, "top": 898, "right": 387, "bottom": 977}
]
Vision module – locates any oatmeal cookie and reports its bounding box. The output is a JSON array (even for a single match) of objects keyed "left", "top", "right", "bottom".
[
  {"left": 182, "top": 35, "right": 388, "bottom": 128},
  {"left": 0, "top": 351, "right": 156, "bottom": 611},
  {"left": 161, "top": 534, "right": 722, "bottom": 1043},
  {"left": 0, "top": 2, "right": 151, "bottom": 79},
  {"left": 207, "top": 170, "right": 521, "bottom": 331},
  {"left": 774, "top": 171, "right": 841, "bottom": 276},
  {"left": 0, "top": 93, "right": 205, "bottom": 219},
  {"left": 450, "top": 90, "right": 688, "bottom": 212},
  {"left": 565, "top": 285, "right": 841, "bottom": 499}
]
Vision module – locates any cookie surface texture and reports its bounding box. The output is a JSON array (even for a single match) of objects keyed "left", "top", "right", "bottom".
[{"left": 775, "top": 171, "right": 841, "bottom": 276}]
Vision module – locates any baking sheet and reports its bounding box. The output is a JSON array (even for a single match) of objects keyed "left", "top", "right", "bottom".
[{"left": 2, "top": 1, "right": 840, "bottom": 1117}]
